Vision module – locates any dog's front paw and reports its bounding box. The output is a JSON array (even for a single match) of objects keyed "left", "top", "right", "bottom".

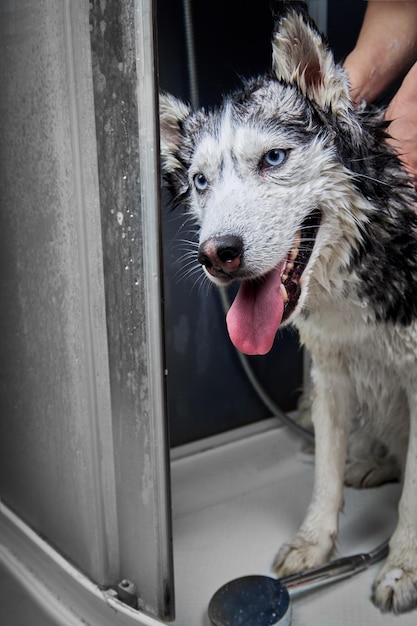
[
  {"left": 272, "top": 534, "right": 334, "bottom": 577},
  {"left": 373, "top": 562, "right": 417, "bottom": 614}
]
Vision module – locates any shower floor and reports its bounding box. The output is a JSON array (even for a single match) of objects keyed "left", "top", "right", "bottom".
[
  {"left": 171, "top": 419, "right": 416, "bottom": 626},
  {"left": 1, "top": 419, "right": 417, "bottom": 625}
]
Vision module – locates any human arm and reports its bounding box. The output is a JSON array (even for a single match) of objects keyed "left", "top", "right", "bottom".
[
  {"left": 344, "top": 0, "right": 417, "bottom": 105},
  {"left": 344, "top": 1, "right": 417, "bottom": 181}
]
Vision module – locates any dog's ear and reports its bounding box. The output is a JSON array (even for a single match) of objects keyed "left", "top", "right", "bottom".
[
  {"left": 159, "top": 93, "right": 191, "bottom": 173},
  {"left": 272, "top": 8, "right": 350, "bottom": 114},
  {"left": 159, "top": 93, "right": 192, "bottom": 202}
]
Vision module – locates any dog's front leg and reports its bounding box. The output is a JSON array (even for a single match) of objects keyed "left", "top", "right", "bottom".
[
  {"left": 273, "top": 361, "right": 353, "bottom": 575},
  {"left": 372, "top": 384, "right": 417, "bottom": 613}
]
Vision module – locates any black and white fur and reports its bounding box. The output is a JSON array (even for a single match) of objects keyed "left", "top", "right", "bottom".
[{"left": 160, "top": 4, "right": 417, "bottom": 614}]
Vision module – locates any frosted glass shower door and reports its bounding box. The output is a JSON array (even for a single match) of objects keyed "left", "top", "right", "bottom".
[{"left": 0, "top": 0, "right": 173, "bottom": 621}]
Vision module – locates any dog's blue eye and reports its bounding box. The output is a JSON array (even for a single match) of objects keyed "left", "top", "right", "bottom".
[
  {"left": 262, "top": 149, "right": 288, "bottom": 169},
  {"left": 194, "top": 172, "right": 208, "bottom": 192}
]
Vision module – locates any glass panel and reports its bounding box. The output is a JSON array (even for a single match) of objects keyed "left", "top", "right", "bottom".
[{"left": 0, "top": 0, "right": 174, "bottom": 620}]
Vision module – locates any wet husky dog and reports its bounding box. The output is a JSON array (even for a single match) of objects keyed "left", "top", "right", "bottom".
[{"left": 160, "top": 4, "right": 417, "bottom": 614}]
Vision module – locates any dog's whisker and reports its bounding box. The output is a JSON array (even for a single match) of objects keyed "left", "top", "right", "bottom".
[
  {"left": 175, "top": 252, "right": 199, "bottom": 266},
  {"left": 352, "top": 171, "right": 392, "bottom": 188},
  {"left": 190, "top": 271, "right": 213, "bottom": 296},
  {"left": 173, "top": 237, "right": 199, "bottom": 247},
  {"left": 174, "top": 262, "right": 201, "bottom": 284},
  {"left": 173, "top": 256, "right": 198, "bottom": 271},
  {"left": 171, "top": 243, "right": 199, "bottom": 256},
  {"left": 175, "top": 242, "right": 197, "bottom": 253},
  {"left": 349, "top": 153, "right": 392, "bottom": 164},
  {"left": 174, "top": 258, "right": 199, "bottom": 274}
]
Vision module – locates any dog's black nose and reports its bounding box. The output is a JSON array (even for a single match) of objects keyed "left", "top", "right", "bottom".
[{"left": 198, "top": 235, "right": 243, "bottom": 275}]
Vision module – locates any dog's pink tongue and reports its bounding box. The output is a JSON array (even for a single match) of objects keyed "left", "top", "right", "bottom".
[{"left": 226, "top": 264, "right": 285, "bottom": 355}]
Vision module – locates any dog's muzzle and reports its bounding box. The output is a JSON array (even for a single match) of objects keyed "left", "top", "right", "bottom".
[{"left": 198, "top": 235, "right": 243, "bottom": 279}]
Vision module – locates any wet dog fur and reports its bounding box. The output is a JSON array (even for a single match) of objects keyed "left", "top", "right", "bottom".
[{"left": 160, "top": 3, "right": 417, "bottom": 614}]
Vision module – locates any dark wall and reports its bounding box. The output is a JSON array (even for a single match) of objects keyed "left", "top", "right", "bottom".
[
  {"left": 327, "top": 0, "right": 365, "bottom": 62},
  {"left": 158, "top": 0, "right": 273, "bottom": 106}
]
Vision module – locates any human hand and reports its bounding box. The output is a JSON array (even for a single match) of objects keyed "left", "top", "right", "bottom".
[{"left": 385, "top": 61, "right": 417, "bottom": 184}]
